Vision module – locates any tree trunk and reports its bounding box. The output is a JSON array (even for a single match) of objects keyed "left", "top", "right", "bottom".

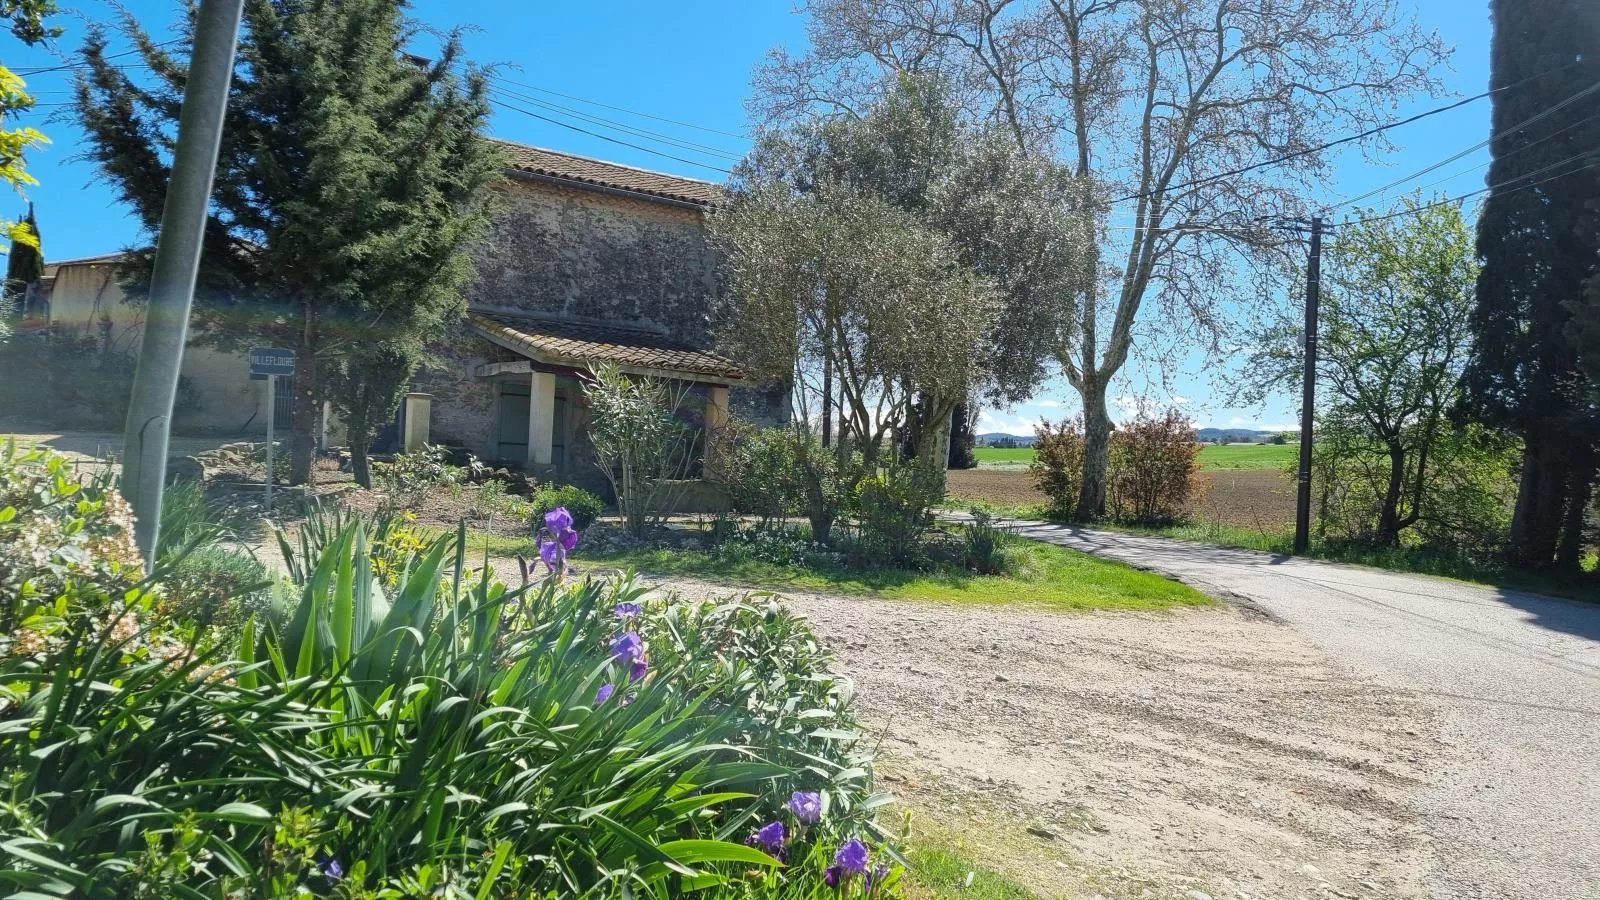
[
  {"left": 290, "top": 323, "right": 318, "bottom": 486},
  {"left": 349, "top": 402, "right": 372, "bottom": 489},
  {"left": 1555, "top": 451, "right": 1594, "bottom": 574},
  {"left": 1507, "top": 429, "right": 1568, "bottom": 568},
  {"left": 1376, "top": 442, "right": 1406, "bottom": 546},
  {"left": 1075, "top": 378, "right": 1111, "bottom": 520}
]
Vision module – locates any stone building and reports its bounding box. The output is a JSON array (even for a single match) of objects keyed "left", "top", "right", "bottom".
[{"left": 19, "top": 140, "right": 784, "bottom": 492}]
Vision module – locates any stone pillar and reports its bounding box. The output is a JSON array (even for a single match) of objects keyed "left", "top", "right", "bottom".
[
  {"left": 402, "top": 392, "right": 432, "bottom": 452},
  {"left": 703, "top": 384, "right": 730, "bottom": 475},
  {"left": 527, "top": 372, "right": 556, "bottom": 467}
]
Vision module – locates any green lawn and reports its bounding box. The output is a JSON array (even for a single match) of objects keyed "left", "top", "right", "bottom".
[
  {"left": 975, "top": 442, "right": 1296, "bottom": 471},
  {"left": 464, "top": 530, "right": 1211, "bottom": 613}
]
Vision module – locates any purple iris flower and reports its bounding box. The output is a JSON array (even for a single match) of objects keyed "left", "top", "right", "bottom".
[
  {"left": 755, "top": 820, "right": 786, "bottom": 849},
  {"left": 621, "top": 691, "right": 635, "bottom": 707},
  {"left": 539, "top": 540, "right": 563, "bottom": 570},
  {"left": 629, "top": 658, "right": 648, "bottom": 682},
  {"left": 614, "top": 601, "right": 643, "bottom": 618},
  {"left": 559, "top": 527, "right": 579, "bottom": 551},
  {"left": 545, "top": 506, "right": 574, "bottom": 532},
  {"left": 824, "top": 865, "right": 842, "bottom": 889},
  {"left": 611, "top": 631, "right": 643, "bottom": 665},
  {"left": 595, "top": 683, "right": 615, "bottom": 704},
  {"left": 316, "top": 855, "right": 343, "bottom": 879},
  {"left": 866, "top": 864, "right": 891, "bottom": 890},
  {"left": 834, "top": 839, "right": 869, "bottom": 874},
  {"left": 788, "top": 790, "right": 823, "bottom": 824}
]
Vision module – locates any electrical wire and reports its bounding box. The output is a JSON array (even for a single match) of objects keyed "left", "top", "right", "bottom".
[
  {"left": 1109, "top": 59, "right": 1588, "bottom": 206},
  {"left": 488, "top": 85, "right": 743, "bottom": 162},
  {"left": 12, "top": 40, "right": 179, "bottom": 76},
  {"left": 489, "top": 97, "right": 732, "bottom": 175},
  {"left": 491, "top": 75, "right": 750, "bottom": 140},
  {"left": 1338, "top": 158, "right": 1599, "bottom": 228},
  {"left": 1326, "top": 80, "right": 1600, "bottom": 212}
]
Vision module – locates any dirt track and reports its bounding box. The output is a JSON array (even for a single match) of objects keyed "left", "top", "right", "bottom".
[{"left": 649, "top": 576, "right": 1444, "bottom": 900}]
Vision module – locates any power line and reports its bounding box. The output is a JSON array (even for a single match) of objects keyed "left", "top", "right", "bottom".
[
  {"left": 12, "top": 40, "right": 178, "bottom": 75},
  {"left": 1109, "top": 59, "right": 1586, "bottom": 206},
  {"left": 489, "top": 97, "right": 732, "bottom": 175},
  {"left": 1326, "top": 80, "right": 1600, "bottom": 212},
  {"left": 492, "top": 75, "right": 750, "bottom": 141},
  {"left": 1339, "top": 158, "right": 1599, "bottom": 228},
  {"left": 488, "top": 85, "right": 743, "bottom": 162}
]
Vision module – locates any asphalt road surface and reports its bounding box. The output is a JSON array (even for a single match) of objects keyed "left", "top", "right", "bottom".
[{"left": 996, "top": 521, "right": 1600, "bottom": 900}]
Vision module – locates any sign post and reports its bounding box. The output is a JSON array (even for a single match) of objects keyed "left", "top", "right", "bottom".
[{"left": 249, "top": 347, "right": 296, "bottom": 511}]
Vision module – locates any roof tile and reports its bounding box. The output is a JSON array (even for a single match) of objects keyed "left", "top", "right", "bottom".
[
  {"left": 469, "top": 313, "right": 745, "bottom": 382},
  {"left": 492, "top": 139, "right": 723, "bottom": 206}
]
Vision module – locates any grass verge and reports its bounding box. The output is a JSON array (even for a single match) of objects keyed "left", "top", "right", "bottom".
[
  {"left": 973, "top": 442, "right": 1297, "bottom": 472},
  {"left": 460, "top": 530, "right": 1212, "bottom": 613},
  {"left": 903, "top": 845, "right": 1039, "bottom": 899},
  {"left": 940, "top": 510, "right": 1597, "bottom": 603}
]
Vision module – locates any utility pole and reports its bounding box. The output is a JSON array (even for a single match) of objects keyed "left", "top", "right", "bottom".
[
  {"left": 1294, "top": 216, "right": 1323, "bottom": 555},
  {"left": 119, "top": 0, "right": 245, "bottom": 566}
]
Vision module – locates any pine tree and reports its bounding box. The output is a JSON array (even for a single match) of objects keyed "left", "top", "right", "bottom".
[
  {"left": 75, "top": 0, "right": 501, "bottom": 484},
  {"left": 1458, "top": 0, "right": 1600, "bottom": 570}
]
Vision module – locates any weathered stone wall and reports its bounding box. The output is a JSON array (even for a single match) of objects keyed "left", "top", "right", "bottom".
[{"left": 469, "top": 177, "right": 720, "bottom": 347}]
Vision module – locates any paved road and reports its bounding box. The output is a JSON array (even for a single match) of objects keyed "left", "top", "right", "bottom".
[{"left": 999, "top": 521, "right": 1600, "bottom": 900}]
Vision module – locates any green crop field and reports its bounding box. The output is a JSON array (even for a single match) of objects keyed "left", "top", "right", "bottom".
[
  {"left": 972, "top": 447, "right": 1035, "bottom": 466},
  {"left": 1197, "top": 442, "right": 1297, "bottom": 470},
  {"left": 974, "top": 441, "right": 1296, "bottom": 471}
]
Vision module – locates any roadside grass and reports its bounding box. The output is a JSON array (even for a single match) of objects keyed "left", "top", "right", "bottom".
[
  {"left": 458, "top": 529, "right": 1212, "bottom": 613},
  {"left": 903, "top": 845, "right": 1039, "bottom": 899},
  {"left": 974, "top": 442, "right": 1296, "bottom": 471},
  {"left": 938, "top": 511, "right": 1598, "bottom": 603}
]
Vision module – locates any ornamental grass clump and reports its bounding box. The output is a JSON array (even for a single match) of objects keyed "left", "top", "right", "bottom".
[{"left": 0, "top": 448, "right": 901, "bottom": 896}]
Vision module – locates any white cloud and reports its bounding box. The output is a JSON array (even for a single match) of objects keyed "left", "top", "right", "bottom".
[
  {"left": 976, "top": 410, "right": 1036, "bottom": 435},
  {"left": 1026, "top": 399, "right": 1063, "bottom": 409}
]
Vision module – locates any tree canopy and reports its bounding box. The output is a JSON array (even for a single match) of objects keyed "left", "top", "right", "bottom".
[
  {"left": 1457, "top": 0, "right": 1600, "bottom": 570},
  {"left": 756, "top": 0, "right": 1448, "bottom": 518},
  {"left": 76, "top": 0, "right": 502, "bottom": 483}
]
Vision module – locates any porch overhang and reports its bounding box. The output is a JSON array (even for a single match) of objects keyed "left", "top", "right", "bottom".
[{"left": 467, "top": 312, "right": 749, "bottom": 386}]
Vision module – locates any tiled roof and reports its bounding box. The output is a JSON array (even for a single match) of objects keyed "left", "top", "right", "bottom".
[
  {"left": 492, "top": 139, "right": 722, "bottom": 206},
  {"left": 43, "top": 252, "right": 127, "bottom": 275},
  {"left": 469, "top": 312, "right": 746, "bottom": 383}
]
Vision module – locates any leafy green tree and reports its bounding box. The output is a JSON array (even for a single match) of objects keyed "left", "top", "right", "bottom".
[
  {"left": 717, "top": 78, "right": 1089, "bottom": 471},
  {"left": 1458, "top": 0, "right": 1600, "bottom": 571},
  {"left": 76, "top": 0, "right": 501, "bottom": 484},
  {"left": 1244, "top": 200, "right": 1485, "bottom": 548},
  {"left": 758, "top": 0, "right": 1447, "bottom": 520}
]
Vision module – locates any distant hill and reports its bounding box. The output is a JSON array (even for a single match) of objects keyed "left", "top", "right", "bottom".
[
  {"left": 1196, "top": 427, "right": 1295, "bottom": 443},
  {"left": 976, "top": 432, "right": 1035, "bottom": 447}
]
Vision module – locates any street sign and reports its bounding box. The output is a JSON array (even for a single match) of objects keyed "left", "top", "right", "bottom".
[{"left": 249, "top": 347, "right": 296, "bottom": 376}]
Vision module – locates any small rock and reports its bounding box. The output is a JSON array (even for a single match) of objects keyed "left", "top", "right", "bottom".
[
  {"left": 994, "top": 674, "right": 1010, "bottom": 682},
  {"left": 1185, "top": 891, "right": 1214, "bottom": 900},
  {"left": 1026, "top": 826, "right": 1059, "bottom": 840}
]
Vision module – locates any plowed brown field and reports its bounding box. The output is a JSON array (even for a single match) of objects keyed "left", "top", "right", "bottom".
[{"left": 948, "top": 467, "right": 1297, "bottom": 529}]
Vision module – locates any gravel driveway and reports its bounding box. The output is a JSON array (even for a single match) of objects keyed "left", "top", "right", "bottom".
[{"left": 990, "top": 522, "right": 1600, "bottom": 900}]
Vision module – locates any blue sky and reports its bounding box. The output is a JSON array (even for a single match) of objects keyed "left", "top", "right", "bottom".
[{"left": 7, "top": 0, "right": 1494, "bottom": 433}]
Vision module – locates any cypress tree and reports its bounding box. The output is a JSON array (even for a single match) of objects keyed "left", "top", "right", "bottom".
[
  {"left": 2, "top": 203, "right": 41, "bottom": 321},
  {"left": 1458, "top": 0, "right": 1600, "bottom": 570},
  {"left": 75, "top": 0, "right": 501, "bottom": 485}
]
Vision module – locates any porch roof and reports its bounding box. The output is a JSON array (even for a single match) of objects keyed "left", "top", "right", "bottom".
[{"left": 468, "top": 313, "right": 748, "bottom": 385}]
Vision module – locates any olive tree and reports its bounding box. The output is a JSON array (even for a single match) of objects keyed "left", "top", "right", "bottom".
[
  {"left": 757, "top": 0, "right": 1448, "bottom": 519},
  {"left": 712, "top": 182, "right": 997, "bottom": 467}
]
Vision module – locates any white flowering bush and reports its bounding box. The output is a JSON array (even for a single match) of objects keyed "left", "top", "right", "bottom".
[{"left": 0, "top": 443, "right": 147, "bottom": 659}]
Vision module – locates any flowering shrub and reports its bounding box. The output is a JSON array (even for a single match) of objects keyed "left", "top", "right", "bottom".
[
  {"left": 1106, "top": 408, "right": 1202, "bottom": 524},
  {"left": 0, "top": 442, "right": 145, "bottom": 647},
  {"left": 1030, "top": 416, "right": 1087, "bottom": 516},
  {"left": 0, "top": 478, "right": 901, "bottom": 895}
]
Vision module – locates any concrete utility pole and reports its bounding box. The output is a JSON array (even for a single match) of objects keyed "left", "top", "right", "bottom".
[
  {"left": 1294, "top": 215, "right": 1323, "bottom": 555},
  {"left": 120, "top": 0, "right": 245, "bottom": 566}
]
